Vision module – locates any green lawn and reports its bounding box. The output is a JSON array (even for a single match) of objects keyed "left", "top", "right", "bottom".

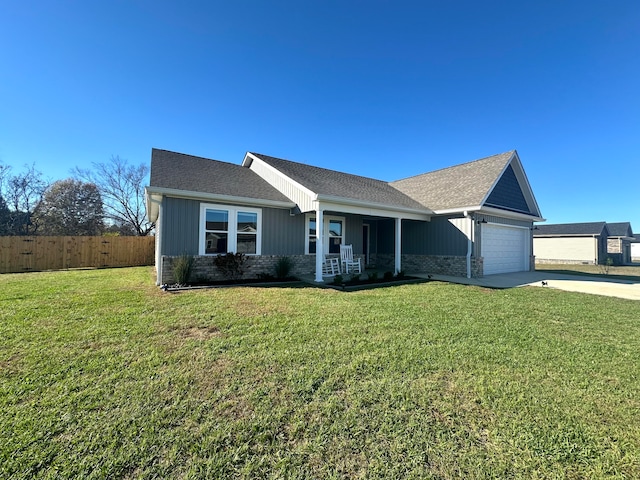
[
  {"left": 1, "top": 267, "right": 640, "bottom": 479},
  {"left": 536, "top": 263, "right": 640, "bottom": 282}
]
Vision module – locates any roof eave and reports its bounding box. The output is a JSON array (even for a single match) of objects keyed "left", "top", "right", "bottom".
[
  {"left": 433, "top": 205, "right": 543, "bottom": 222},
  {"left": 145, "top": 186, "right": 296, "bottom": 210},
  {"left": 316, "top": 193, "right": 433, "bottom": 218},
  {"left": 481, "top": 206, "right": 544, "bottom": 222},
  {"left": 534, "top": 233, "right": 605, "bottom": 238},
  {"left": 145, "top": 187, "right": 161, "bottom": 223}
]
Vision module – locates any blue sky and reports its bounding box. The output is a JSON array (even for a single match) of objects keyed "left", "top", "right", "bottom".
[{"left": 1, "top": 1, "right": 638, "bottom": 229}]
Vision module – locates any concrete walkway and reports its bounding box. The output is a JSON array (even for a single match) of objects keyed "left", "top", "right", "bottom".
[{"left": 413, "top": 271, "right": 640, "bottom": 301}]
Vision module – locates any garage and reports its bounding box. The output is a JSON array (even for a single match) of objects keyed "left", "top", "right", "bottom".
[{"left": 482, "top": 224, "right": 530, "bottom": 275}]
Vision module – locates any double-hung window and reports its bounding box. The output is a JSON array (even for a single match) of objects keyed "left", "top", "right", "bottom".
[
  {"left": 305, "top": 214, "right": 345, "bottom": 254},
  {"left": 200, "top": 203, "right": 261, "bottom": 255}
]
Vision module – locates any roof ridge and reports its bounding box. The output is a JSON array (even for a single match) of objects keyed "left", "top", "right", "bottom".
[
  {"left": 250, "top": 152, "right": 391, "bottom": 184},
  {"left": 152, "top": 148, "right": 237, "bottom": 166},
  {"left": 391, "top": 150, "right": 515, "bottom": 183},
  {"left": 541, "top": 221, "right": 607, "bottom": 226}
]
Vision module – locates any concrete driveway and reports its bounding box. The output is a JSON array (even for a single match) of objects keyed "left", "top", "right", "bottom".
[{"left": 415, "top": 271, "right": 640, "bottom": 300}]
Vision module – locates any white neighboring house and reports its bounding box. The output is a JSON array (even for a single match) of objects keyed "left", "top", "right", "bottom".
[
  {"left": 533, "top": 222, "right": 610, "bottom": 265},
  {"left": 632, "top": 234, "right": 640, "bottom": 262},
  {"left": 534, "top": 221, "right": 637, "bottom": 265}
]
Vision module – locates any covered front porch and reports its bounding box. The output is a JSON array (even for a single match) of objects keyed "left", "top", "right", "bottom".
[{"left": 308, "top": 198, "right": 433, "bottom": 283}]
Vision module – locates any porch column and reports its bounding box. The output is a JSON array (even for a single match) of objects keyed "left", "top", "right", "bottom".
[
  {"left": 395, "top": 217, "right": 402, "bottom": 274},
  {"left": 315, "top": 208, "right": 324, "bottom": 282}
]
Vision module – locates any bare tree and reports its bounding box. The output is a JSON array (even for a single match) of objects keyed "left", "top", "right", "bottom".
[
  {"left": 0, "top": 162, "right": 10, "bottom": 235},
  {"left": 0, "top": 162, "right": 10, "bottom": 194},
  {"left": 0, "top": 193, "right": 9, "bottom": 236},
  {"left": 34, "top": 179, "right": 104, "bottom": 236},
  {"left": 73, "top": 156, "right": 153, "bottom": 236},
  {"left": 1, "top": 163, "right": 49, "bottom": 235}
]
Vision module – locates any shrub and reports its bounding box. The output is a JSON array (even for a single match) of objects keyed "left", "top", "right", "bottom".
[
  {"left": 332, "top": 274, "right": 344, "bottom": 285},
  {"left": 214, "top": 252, "right": 246, "bottom": 281},
  {"left": 275, "top": 256, "right": 293, "bottom": 279},
  {"left": 367, "top": 271, "right": 379, "bottom": 281},
  {"left": 395, "top": 270, "right": 406, "bottom": 279},
  {"left": 598, "top": 257, "right": 614, "bottom": 275},
  {"left": 172, "top": 254, "right": 194, "bottom": 285},
  {"left": 383, "top": 271, "right": 394, "bottom": 281}
]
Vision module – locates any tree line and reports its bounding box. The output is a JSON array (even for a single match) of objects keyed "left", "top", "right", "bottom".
[{"left": 0, "top": 156, "right": 153, "bottom": 236}]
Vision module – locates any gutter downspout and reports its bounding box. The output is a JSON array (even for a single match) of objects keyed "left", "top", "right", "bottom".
[{"left": 464, "top": 211, "right": 472, "bottom": 279}]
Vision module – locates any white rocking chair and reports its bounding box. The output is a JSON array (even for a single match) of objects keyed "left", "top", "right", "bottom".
[
  {"left": 340, "top": 244, "right": 362, "bottom": 274},
  {"left": 322, "top": 255, "right": 341, "bottom": 276}
]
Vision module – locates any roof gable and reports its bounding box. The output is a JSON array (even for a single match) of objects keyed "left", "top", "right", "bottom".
[
  {"left": 390, "top": 151, "right": 513, "bottom": 211},
  {"left": 247, "top": 152, "right": 427, "bottom": 211},
  {"left": 534, "top": 222, "right": 609, "bottom": 237},
  {"left": 390, "top": 150, "right": 542, "bottom": 218},
  {"left": 606, "top": 222, "right": 634, "bottom": 238}
]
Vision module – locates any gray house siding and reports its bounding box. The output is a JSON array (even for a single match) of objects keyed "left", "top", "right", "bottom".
[
  {"left": 262, "top": 209, "right": 305, "bottom": 255},
  {"left": 344, "top": 214, "right": 363, "bottom": 252},
  {"left": 404, "top": 217, "right": 468, "bottom": 256},
  {"left": 485, "top": 164, "right": 530, "bottom": 214},
  {"left": 376, "top": 219, "right": 395, "bottom": 255},
  {"left": 375, "top": 217, "right": 468, "bottom": 256},
  {"left": 161, "top": 196, "right": 301, "bottom": 256},
  {"left": 162, "top": 197, "right": 200, "bottom": 256}
]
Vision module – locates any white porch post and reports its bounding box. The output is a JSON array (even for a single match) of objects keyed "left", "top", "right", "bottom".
[
  {"left": 395, "top": 217, "right": 402, "bottom": 274},
  {"left": 314, "top": 207, "right": 324, "bottom": 282}
]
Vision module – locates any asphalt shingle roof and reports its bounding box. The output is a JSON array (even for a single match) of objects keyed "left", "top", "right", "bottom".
[
  {"left": 534, "top": 222, "right": 608, "bottom": 236},
  {"left": 249, "top": 153, "right": 427, "bottom": 211},
  {"left": 150, "top": 149, "right": 292, "bottom": 204},
  {"left": 606, "top": 222, "right": 633, "bottom": 238},
  {"left": 390, "top": 151, "right": 514, "bottom": 211}
]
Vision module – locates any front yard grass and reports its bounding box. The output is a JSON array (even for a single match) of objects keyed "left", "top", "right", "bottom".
[
  {"left": 536, "top": 263, "right": 640, "bottom": 282},
  {"left": 1, "top": 267, "right": 639, "bottom": 479}
]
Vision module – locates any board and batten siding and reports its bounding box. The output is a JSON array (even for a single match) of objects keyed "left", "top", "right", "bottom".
[
  {"left": 162, "top": 197, "right": 200, "bottom": 255},
  {"left": 402, "top": 217, "right": 468, "bottom": 256},
  {"left": 161, "top": 196, "right": 301, "bottom": 256},
  {"left": 262, "top": 209, "right": 306, "bottom": 255},
  {"left": 377, "top": 217, "right": 468, "bottom": 256},
  {"left": 344, "top": 214, "right": 364, "bottom": 252},
  {"left": 533, "top": 237, "right": 598, "bottom": 263}
]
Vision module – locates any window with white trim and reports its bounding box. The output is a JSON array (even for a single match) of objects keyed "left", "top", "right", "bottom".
[
  {"left": 305, "top": 214, "right": 345, "bottom": 254},
  {"left": 200, "top": 204, "right": 261, "bottom": 255}
]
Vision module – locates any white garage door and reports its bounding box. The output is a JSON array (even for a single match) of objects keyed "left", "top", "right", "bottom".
[{"left": 482, "top": 224, "right": 529, "bottom": 275}]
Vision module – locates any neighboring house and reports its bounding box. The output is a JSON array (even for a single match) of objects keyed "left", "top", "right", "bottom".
[
  {"left": 533, "top": 222, "right": 610, "bottom": 265},
  {"left": 606, "top": 222, "right": 635, "bottom": 265},
  {"left": 631, "top": 234, "right": 640, "bottom": 263},
  {"left": 146, "top": 149, "right": 543, "bottom": 285}
]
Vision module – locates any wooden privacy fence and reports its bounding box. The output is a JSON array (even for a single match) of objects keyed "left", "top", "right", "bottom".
[{"left": 0, "top": 236, "right": 155, "bottom": 273}]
